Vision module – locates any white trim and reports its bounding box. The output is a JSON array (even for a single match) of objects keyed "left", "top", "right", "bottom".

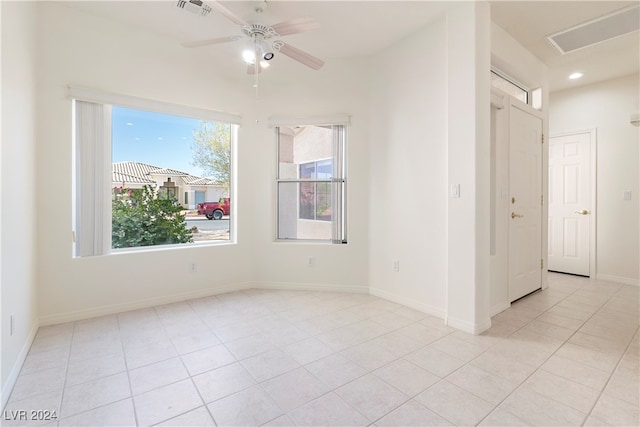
[
  {"left": 369, "top": 288, "right": 446, "bottom": 319},
  {"left": 596, "top": 273, "right": 640, "bottom": 287},
  {"left": 67, "top": 85, "right": 242, "bottom": 125},
  {"left": 39, "top": 282, "right": 250, "bottom": 326},
  {"left": 38, "top": 281, "right": 369, "bottom": 326},
  {"left": 491, "top": 66, "right": 530, "bottom": 93},
  {"left": 490, "top": 301, "right": 511, "bottom": 317},
  {"left": 1, "top": 321, "right": 39, "bottom": 411},
  {"left": 267, "top": 115, "right": 351, "bottom": 128},
  {"left": 446, "top": 316, "right": 492, "bottom": 335},
  {"left": 510, "top": 98, "right": 544, "bottom": 120},
  {"left": 490, "top": 88, "right": 505, "bottom": 110},
  {"left": 252, "top": 281, "right": 369, "bottom": 294},
  {"left": 550, "top": 128, "right": 597, "bottom": 278}
]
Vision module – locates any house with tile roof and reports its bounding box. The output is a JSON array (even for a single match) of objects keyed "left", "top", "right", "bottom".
[{"left": 112, "top": 161, "right": 226, "bottom": 209}]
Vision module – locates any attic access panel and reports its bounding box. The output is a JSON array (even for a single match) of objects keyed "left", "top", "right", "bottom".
[{"left": 547, "top": 5, "right": 640, "bottom": 54}]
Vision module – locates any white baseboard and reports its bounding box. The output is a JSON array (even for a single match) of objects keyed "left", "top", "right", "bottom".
[
  {"left": 368, "top": 287, "right": 446, "bottom": 319},
  {"left": 1, "top": 321, "right": 39, "bottom": 411},
  {"left": 38, "top": 282, "right": 251, "bottom": 326},
  {"left": 39, "top": 281, "right": 371, "bottom": 326},
  {"left": 446, "top": 315, "right": 492, "bottom": 335},
  {"left": 250, "top": 281, "right": 369, "bottom": 294},
  {"left": 490, "top": 301, "right": 511, "bottom": 317},
  {"left": 596, "top": 273, "right": 640, "bottom": 287}
]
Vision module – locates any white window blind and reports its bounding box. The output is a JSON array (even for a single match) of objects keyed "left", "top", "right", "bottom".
[
  {"left": 331, "top": 125, "right": 347, "bottom": 244},
  {"left": 74, "top": 100, "right": 111, "bottom": 257}
]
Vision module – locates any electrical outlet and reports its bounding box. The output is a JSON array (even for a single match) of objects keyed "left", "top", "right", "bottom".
[
  {"left": 190, "top": 263, "right": 197, "bottom": 273},
  {"left": 393, "top": 260, "right": 400, "bottom": 272},
  {"left": 307, "top": 256, "right": 315, "bottom": 267}
]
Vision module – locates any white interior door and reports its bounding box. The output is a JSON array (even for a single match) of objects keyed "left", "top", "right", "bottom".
[
  {"left": 548, "top": 132, "right": 591, "bottom": 276},
  {"left": 509, "top": 105, "right": 543, "bottom": 302}
]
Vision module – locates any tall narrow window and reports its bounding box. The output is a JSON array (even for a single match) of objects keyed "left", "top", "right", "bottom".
[{"left": 275, "top": 123, "right": 347, "bottom": 243}]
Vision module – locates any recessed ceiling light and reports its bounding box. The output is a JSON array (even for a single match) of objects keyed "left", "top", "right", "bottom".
[{"left": 569, "top": 72, "right": 584, "bottom": 80}]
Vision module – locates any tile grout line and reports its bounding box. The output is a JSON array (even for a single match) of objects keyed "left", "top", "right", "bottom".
[
  {"left": 473, "top": 280, "right": 598, "bottom": 426},
  {"left": 186, "top": 299, "right": 439, "bottom": 425},
  {"left": 11, "top": 278, "right": 637, "bottom": 427},
  {"left": 475, "top": 281, "right": 633, "bottom": 426},
  {"left": 580, "top": 323, "right": 640, "bottom": 426},
  {"left": 154, "top": 302, "right": 221, "bottom": 427},
  {"left": 53, "top": 320, "right": 75, "bottom": 425},
  {"left": 115, "top": 313, "right": 139, "bottom": 427}
]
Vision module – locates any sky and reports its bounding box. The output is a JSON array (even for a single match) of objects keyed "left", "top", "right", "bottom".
[{"left": 112, "top": 106, "right": 209, "bottom": 178}]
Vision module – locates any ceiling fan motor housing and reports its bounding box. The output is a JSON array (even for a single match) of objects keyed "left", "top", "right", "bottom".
[
  {"left": 242, "top": 23, "right": 278, "bottom": 39},
  {"left": 243, "top": 24, "right": 278, "bottom": 61}
]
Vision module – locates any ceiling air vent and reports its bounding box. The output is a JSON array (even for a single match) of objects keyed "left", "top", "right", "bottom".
[
  {"left": 176, "top": 0, "right": 212, "bottom": 17},
  {"left": 546, "top": 5, "right": 639, "bottom": 54}
]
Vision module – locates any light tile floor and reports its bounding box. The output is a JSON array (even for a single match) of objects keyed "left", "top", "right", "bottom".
[{"left": 3, "top": 273, "right": 639, "bottom": 426}]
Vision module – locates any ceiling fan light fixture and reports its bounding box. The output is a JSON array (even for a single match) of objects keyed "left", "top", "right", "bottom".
[
  {"left": 260, "top": 40, "right": 275, "bottom": 61},
  {"left": 180, "top": 3, "right": 324, "bottom": 76},
  {"left": 242, "top": 48, "right": 256, "bottom": 64}
]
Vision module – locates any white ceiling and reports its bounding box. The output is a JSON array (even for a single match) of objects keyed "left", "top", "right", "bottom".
[
  {"left": 59, "top": 1, "right": 639, "bottom": 92},
  {"left": 490, "top": 0, "right": 639, "bottom": 91}
]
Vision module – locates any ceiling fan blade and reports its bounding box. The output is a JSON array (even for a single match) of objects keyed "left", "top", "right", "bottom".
[
  {"left": 181, "top": 35, "right": 240, "bottom": 48},
  {"left": 275, "top": 42, "right": 324, "bottom": 70},
  {"left": 209, "top": 0, "right": 248, "bottom": 26},
  {"left": 271, "top": 17, "right": 320, "bottom": 36}
]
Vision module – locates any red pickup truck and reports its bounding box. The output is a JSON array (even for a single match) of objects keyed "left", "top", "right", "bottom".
[{"left": 197, "top": 197, "right": 231, "bottom": 220}]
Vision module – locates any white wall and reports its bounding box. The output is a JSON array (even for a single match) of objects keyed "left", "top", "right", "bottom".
[
  {"left": 368, "top": 2, "right": 493, "bottom": 334},
  {"left": 36, "top": 2, "right": 254, "bottom": 325},
  {"left": 1, "top": 1, "right": 39, "bottom": 408},
  {"left": 446, "top": 2, "right": 491, "bottom": 334},
  {"left": 246, "top": 57, "right": 371, "bottom": 291},
  {"left": 35, "top": 2, "right": 371, "bottom": 325},
  {"left": 550, "top": 74, "right": 640, "bottom": 285},
  {"left": 9, "top": 1, "right": 557, "bottom": 369},
  {"left": 489, "top": 23, "right": 549, "bottom": 314},
  {"left": 367, "top": 13, "right": 449, "bottom": 317}
]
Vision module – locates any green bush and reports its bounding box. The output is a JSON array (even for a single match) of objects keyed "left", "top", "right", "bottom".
[{"left": 112, "top": 185, "right": 192, "bottom": 248}]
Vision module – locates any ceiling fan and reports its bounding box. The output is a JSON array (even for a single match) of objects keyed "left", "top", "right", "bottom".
[{"left": 177, "top": 0, "right": 325, "bottom": 74}]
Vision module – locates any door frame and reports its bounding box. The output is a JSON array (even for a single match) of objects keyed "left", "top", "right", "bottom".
[{"left": 549, "top": 128, "right": 597, "bottom": 278}]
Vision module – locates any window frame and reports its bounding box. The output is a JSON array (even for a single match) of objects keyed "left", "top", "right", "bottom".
[
  {"left": 70, "top": 86, "right": 240, "bottom": 257},
  {"left": 273, "top": 120, "right": 348, "bottom": 244},
  {"left": 490, "top": 68, "right": 529, "bottom": 104}
]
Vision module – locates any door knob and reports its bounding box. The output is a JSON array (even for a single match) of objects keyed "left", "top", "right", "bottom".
[
  {"left": 574, "top": 209, "right": 590, "bottom": 215},
  {"left": 511, "top": 212, "right": 524, "bottom": 219}
]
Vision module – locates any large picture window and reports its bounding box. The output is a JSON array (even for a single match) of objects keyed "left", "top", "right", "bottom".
[
  {"left": 71, "top": 87, "right": 239, "bottom": 257},
  {"left": 275, "top": 122, "right": 347, "bottom": 243}
]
